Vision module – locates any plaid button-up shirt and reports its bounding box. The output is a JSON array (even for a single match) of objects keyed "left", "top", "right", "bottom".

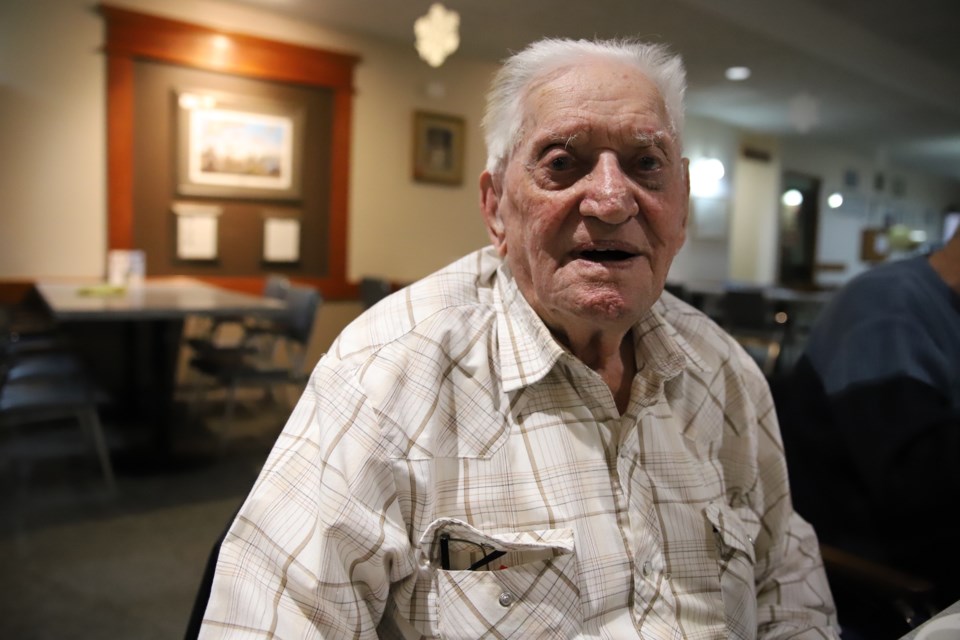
[{"left": 201, "top": 247, "right": 838, "bottom": 639}]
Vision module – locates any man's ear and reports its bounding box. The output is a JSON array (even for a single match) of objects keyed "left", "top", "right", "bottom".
[
  {"left": 479, "top": 171, "right": 507, "bottom": 255},
  {"left": 680, "top": 157, "right": 691, "bottom": 231}
]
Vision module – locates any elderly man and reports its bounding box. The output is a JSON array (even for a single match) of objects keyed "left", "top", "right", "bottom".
[{"left": 200, "top": 38, "right": 838, "bottom": 639}]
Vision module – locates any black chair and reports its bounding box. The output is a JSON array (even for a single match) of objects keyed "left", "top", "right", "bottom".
[
  {"left": 1, "top": 351, "right": 116, "bottom": 492},
  {"left": 819, "top": 543, "right": 940, "bottom": 638},
  {"left": 185, "top": 274, "right": 291, "bottom": 358},
  {"left": 718, "top": 287, "right": 786, "bottom": 377},
  {"left": 769, "top": 372, "right": 944, "bottom": 638},
  {"left": 184, "top": 500, "right": 244, "bottom": 639},
  {"left": 663, "top": 281, "right": 689, "bottom": 303},
  {"left": 359, "top": 276, "right": 392, "bottom": 309},
  {"left": 188, "top": 284, "right": 322, "bottom": 429},
  {"left": 2, "top": 291, "right": 70, "bottom": 358}
]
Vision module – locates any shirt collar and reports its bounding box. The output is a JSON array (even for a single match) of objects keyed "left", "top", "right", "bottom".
[
  {"left": 491, "top": 256, "right": 709, "bottom": 393},
  {"left": 494, "top": 263, "right": 567, "bottom": 393}
]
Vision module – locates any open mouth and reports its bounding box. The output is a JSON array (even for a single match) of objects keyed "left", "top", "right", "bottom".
[{"left": 577, "top": 248, "right": 637, "bottom": 263}]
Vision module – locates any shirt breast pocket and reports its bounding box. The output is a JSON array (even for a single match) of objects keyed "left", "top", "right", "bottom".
[
  {"left": 421, "top": 519, "right": 583, "bottom": 639},
  {"left": 704, "top": 503, "right": 759, "bottom": 632}
]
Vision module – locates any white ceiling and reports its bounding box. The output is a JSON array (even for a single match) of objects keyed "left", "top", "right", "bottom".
[{"left": 228, "top": 0, "right": 960, "bottom": 182}]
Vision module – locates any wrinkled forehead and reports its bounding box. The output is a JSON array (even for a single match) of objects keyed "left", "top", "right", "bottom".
[{"left": 517, "top": 60, "right": 674, "bottom": 146}]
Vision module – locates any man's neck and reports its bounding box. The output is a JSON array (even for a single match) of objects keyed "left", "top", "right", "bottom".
[{"left": 555, "top": 327, "right": 636, "bottom": 414}]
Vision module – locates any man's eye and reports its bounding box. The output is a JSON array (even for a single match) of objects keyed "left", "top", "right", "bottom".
[
  {"left": 547, "top": 154, "right": 573, "bottom": 171},
  {"left": 636, "top": 155, "right": 662, "bottom": 171}
]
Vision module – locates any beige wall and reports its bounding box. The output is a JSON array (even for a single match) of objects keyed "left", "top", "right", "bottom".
[
  {"left": 729, "top": 135, "right": 782, "bottom": 285},
  {"left": 0, "top": 0, "right": 494, "bottom": 285},
  {"left": 780, "top": 139, "right": 960, "bottom": 286},
  {"left": 4, "top": 0, "right": 960, "bottom": 353},
  {"left": 0, "top": 0, "right": 107, "bottom": 279}
]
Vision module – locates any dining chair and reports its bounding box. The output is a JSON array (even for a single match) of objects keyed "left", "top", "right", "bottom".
[
  {"left": 359, "top": 276, "right": 392, "bottom": 309},
  {"left": 718, "top": 287, "right": 787, "bottom": 377},
  {"left": 0, "top": 356, "right": 116, "bottom": 493},
  {"left": 184, "top": 274, "right": 291, "bottom": 358},
  {"left": 662, "top": 281, "right": 689, "bottom": 304},
  {"left": 770, "top": 373, "right": 944, "bottom": 638},
  {"left": 187, "top": 284, "right": 322, "bottom": 432},
  {"left": 2, "top": 291, "right": 70, "bottom": 358}
]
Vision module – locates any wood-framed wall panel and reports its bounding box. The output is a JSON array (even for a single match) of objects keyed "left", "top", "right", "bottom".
[{"left": 99, "top": 4, "right": 359, "bottom": 298}]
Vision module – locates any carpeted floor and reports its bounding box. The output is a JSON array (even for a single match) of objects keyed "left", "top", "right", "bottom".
[{"left": 0, "top": 398, "right": 286, "bottom": 640}]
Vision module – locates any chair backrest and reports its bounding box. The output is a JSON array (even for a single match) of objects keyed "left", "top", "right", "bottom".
[
  {"left": 663, "top": 282, "right": 688, "bottom": 302},
  {"left": 720, "top": 288, "right": 772, "bottom": 331},
  {"left": 733, "top": 334, "right": 782, "bottom": 377},
  {"left": 283, "top": 285, "right": 322, "bottom": 346},
  {"left": 360, "top": 277, "right": 391, "bottom": 309},
  {"left": 719, "top": 287, "right": 786, "bottom": 377},
  {"left": 263, "top": 274, "right": 291, "bottom": 301}
]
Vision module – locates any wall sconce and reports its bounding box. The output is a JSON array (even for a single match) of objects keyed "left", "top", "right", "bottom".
[
  {"left": 414, "top": 3, "right": 460, "bottom": 67},
  {"left": 689, "top": 157, "right": 725, "bottom": 198}
]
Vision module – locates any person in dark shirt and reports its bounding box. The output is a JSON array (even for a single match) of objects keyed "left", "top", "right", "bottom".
[{"left": 776, "top": 225, "right": 960, "bottom": 622}]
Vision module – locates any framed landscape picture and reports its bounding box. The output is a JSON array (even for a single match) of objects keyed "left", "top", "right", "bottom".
[
  {"left": 176, "top": 89, "right": 305, "bottom": 200},
  {"left": 412, "top": 110, "right": 465, "bottom": 185}
]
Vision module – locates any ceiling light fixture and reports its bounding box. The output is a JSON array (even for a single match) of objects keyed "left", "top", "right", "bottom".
[
  {"left": 788, "top": 92, "right": 820, "bottom": 133},
  {"left": 725, "top": 66, "right": 751, "bottom": 81},
  {"left": 414, "top": 3, "right": 460, "bottom": 68},
  {"left": 781, "top": 189, "right": 804, "bottom": 207}
]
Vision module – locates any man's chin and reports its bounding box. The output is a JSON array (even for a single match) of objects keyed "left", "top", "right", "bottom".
[{"left": 567, "top": 286, "right": 649, "bottom": 324}]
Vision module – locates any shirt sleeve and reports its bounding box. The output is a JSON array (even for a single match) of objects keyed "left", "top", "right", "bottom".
[{"left": 198, "top": 361, "right": 417, "bottom": 639}]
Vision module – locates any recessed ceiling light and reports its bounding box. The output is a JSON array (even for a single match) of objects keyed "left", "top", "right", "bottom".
[
  {"left": 781, "top": 189, "right": 803, "bottom": 207},
  {"left": 725, "top": 66, "right": 751, "bottom": 81}
]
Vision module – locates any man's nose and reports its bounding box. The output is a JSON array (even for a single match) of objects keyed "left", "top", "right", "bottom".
[{"left": 579, "top": 154, "right": 639, "bottom": 223}]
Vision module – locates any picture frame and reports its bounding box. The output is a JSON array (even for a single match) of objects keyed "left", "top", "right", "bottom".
[
  {"left": 175, "top": 88, "right": 305, "bottom": 200},
  {"left": 412, "top": 111, "right": 465, "bottom": 185}
]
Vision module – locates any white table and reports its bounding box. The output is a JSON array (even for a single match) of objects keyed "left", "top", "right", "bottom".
[
  {"left": 36, "top": 277, "right": 286, "bottom": 322},
  {"left": 36, "top": 277, "right": 288, "bottom": 463}
]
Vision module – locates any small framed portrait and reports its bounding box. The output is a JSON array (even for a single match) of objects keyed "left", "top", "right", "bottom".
[{"left": 412, "top": 111, "right": 465, "bottom": 185}]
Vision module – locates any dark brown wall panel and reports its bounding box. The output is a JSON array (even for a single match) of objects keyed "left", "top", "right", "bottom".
[{"left": 100, "top": 4, "right": 359, "bottom": 298}]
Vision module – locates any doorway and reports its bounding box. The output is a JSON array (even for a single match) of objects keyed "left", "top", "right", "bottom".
[{"left": 778, "top": 172, "right": 821, "bottom": 287}]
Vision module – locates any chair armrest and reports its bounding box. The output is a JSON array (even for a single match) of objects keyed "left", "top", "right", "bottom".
[{"left": 820, "top": 543, "right": 937, "bottom": 597}]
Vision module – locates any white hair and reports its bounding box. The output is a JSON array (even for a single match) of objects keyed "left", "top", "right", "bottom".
[{"left": 482, "top": 38, "right": 687, "bottom": 175}]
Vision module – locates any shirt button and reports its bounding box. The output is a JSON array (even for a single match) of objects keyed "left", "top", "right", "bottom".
[
  {"left": 641, "top": 560, "right": 652, "bottom": 578},
  {"left": 498, "top": 592, "right": 515, "bottom": 607}
]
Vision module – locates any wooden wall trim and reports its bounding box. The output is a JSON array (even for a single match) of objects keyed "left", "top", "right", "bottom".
[
  {"left": 106, "top": 55, "right": 135, "bottom": 249},
  {"left": 99, "top": 4, "right": 359, "bottom": 299},
  {"left": 99, "top": 5, "right": 358, "bottom": 89},
  {"left": 0, "top": 280, "right": 37, "bottom": 306}
]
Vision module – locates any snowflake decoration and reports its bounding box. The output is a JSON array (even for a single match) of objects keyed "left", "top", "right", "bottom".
[
  {"left": 414, "top": 3, "right": 460, "bottom": 67},
  {"left": 788, "top": 92, "right": 820, "bottom": 134}
]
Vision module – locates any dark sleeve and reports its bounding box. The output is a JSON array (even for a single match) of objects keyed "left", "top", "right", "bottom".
[{"left": 829, "top": 376, "right": 959, "bottom": 515}]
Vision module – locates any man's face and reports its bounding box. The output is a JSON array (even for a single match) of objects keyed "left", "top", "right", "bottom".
[{"left": 480, "top": 59, "right": 690, "bottom": 338}]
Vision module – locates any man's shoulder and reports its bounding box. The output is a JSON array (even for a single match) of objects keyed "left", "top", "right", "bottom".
[
  {"left": 808, "top": 256, "right": 934, "bottom": 342},
  {"left": 655, "top": 290, "right": 727, "bottom": 343},
  {"left": 652, "top": 291, "right": 741, "bottom": 373},
  {"left": 313, "top": 249, "right": 507, "bottom": 460},
  {"left": 833, "top": 255, "right": 932, "bottom": 306},
  {"left": 330, "top": 248, "right": 501, "bottom": 369}
]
